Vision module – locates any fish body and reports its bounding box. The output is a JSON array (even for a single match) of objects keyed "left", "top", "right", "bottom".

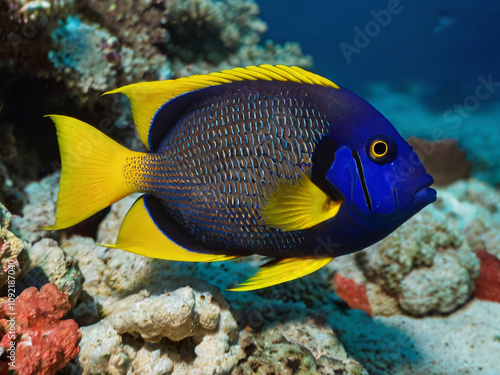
[{"left": 47, "top": 65, "right": 436, "bottom": 290}]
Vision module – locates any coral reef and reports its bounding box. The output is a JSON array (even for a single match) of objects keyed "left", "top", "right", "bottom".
[
  {"left": 331, "top": 177, "right": 500, "bottom": 317},
  {"left": 1, "top": 0, "right": 310, "bottom": 103},
  {"left": 356, "top": 208, "right": 479, "bottom": 315},
  {"left": 164, "top": 0, "right": 312, "bottom": 77},
  {"left": 18, "top": 238, "right": 84, "bottom": 306},
  {"left": 49, "top": 15, "right": 120, "bottom": 94},
  {"left": 233, "top": 329, "right": 319, "bottom": 375},
  {"left": 11, "top": 172, "right": 59, "bottom": 244},
  {"left": 0, "top": 202, "right": 23, "bottom": 289},
  {"left": 3, "top": 174, "right": 499, "bottom": 373},
  {"left": 234, "top": 321, "right": 367, "bottom": 375},
  {"left": 0, "top": 283, "right": 81, "bottom": 375},
  {"left": 65, "top": 278, "right": 242, "bottom": 374},
  {"left": 107, "top": 284, "right": 237, "bottom": 342}
]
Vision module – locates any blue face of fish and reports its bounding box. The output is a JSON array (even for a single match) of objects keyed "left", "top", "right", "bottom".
[{"left": 325, "top": 98, "right": 436, "bottom": 226}]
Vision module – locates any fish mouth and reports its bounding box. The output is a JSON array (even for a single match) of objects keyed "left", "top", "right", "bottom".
[{"left": 413, "top": 174, "right": 437, "bottom": 208}]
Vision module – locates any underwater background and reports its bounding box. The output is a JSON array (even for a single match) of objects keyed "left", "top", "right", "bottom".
[{"left": 0, "top": 0, "right": 499, "bottom": 374}]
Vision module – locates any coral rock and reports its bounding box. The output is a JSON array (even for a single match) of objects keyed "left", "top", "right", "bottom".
[
  {"left": 11, "top": 172, "right": 60, "bottom": 244},
  {"left": 233, "top": 325, "right": 368, "bottom": 375},
  {"left": 399, "top": 251, "right": 475, "bottom": 315},
  {"left": 357, "top": 208, "right": 480, "bottom": 315},
  {"left": 232, "top": 329, "right": 319, "bottom": 375},
  {"left": 71, "top": 280, "right": 241, "bottom": 374},
  {"left": 0, "top": 283, "right": 81, "bottom": 375},
  {"left": 407, "top": 137, "right": 472, "bottom": 186},
  {"left": 18, "top": 238, "right": 84, "bottom": 306},
  {"left": 276, "top": 317, "right": 368, "bottom": 374},
  {"left": 110, "top": 286, "right": 222, "bottom": 342},
  {"left": 333, "top": 274, "right": 372, "bottom": 316},
  {"left": 474, "top": 249, "right": 500, "bottom": 303},
  {"left": 0, "top": 201, "right": 23, "bottom": 289}
]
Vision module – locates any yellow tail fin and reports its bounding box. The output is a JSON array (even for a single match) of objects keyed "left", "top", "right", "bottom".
[{"left": 45, "top": 115, "right": 142, "bottom": 230}]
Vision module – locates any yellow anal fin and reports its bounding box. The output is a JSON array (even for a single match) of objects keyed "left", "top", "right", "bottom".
[
  {"left": 100, "top": 195, "right": 237, "bottom": 262},
  {"left": 228, "top": 257, "right": 334, "bottom": 291},
  {"left": 104, "top": 65, "right": 339, "bottom": 150},
  {"left": 45, "top": 115, "right": 142, "bottom": 230},
  {"left": 261, "top": 173, "right": 341, "bottom": 231}
]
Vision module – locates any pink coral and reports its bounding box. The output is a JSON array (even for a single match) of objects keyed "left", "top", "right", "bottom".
[
  {"left": 333, "top": 274, "right": 372, "bottom": 316},
  {"left": 0, "top": 283, "right": 81, "bottom": 375},
  {"left": 474, "top": 249, "right": 500, "bottom": 303}
]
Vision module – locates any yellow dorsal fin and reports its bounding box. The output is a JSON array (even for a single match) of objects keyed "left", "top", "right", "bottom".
[
  {"left": 261, "top": 173, "right": 341, "bottom": 231},
  {"left": 99, "top": 196, "right": 237, "bottom": 262},
  {"left": 104, "top": 65, "right": 339, "bottom": 150},
  {"left": 228, "top": 257, "right": 334, "bottom": 291}
]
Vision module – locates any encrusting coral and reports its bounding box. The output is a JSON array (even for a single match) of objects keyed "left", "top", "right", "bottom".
[
  {"left": 64, "top": 278, "right": 242, "bottom": 374},
  {"left": 0, "top": 202, "right": 23, "bottom": 290},
  {"left": 356, "top": 208, "right": 480, "bottom": 316},
  {"left": 0, "top": 283, "right": 81, "bottom": 375},
  {"left": 234, "top": 322, "right": 367, "bottom": 375},
  {"left": 18, "top": 238, "right": 84, "bottom": 306}
]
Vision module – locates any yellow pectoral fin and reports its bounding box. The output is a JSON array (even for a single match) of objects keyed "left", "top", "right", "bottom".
[
  {"left": 261, "top": 173, "right": 341, "bottom": 231},
  {"left": 100, "top": 195, "right": 236, "bottom": 262},
  {"left": 228, "top": 257, "right": 334, "bottom": 291}
]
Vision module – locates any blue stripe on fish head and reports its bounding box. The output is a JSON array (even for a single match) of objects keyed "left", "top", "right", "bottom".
[{"left": 322, "top": 88, "right": 436, "bottom": 226}]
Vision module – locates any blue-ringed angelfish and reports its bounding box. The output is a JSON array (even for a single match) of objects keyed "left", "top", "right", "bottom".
[{"left": 46, "top": 65, "right": 437, "bottom": 291}]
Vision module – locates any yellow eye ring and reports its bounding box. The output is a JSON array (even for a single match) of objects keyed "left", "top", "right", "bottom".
[{"left": 370, "top": 140, "right": 388, "bottom": 159}]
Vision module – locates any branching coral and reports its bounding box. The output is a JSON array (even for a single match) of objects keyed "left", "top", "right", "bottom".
[{"left": 0, "top": 283, "right": 81, "bottom": 375}]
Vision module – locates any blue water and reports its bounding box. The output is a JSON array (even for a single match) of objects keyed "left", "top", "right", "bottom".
[{"left": 257, "top": 0, "right": 500, "bottom": 106}]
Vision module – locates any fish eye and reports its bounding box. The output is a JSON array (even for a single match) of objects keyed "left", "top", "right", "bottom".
[
  {"left": 370, "top": 140, "right": 388, "bottom": 158},
  {"left": 366, "top": 135, "right": 397, "bottom": 164}
]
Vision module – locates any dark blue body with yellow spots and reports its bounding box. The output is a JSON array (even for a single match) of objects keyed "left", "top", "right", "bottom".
[
  {"left": 134, "top": 80, "right": 434, "bottom": 257},
  {"left": 47, "top": 65, "right": 436, "bottom": 290}
]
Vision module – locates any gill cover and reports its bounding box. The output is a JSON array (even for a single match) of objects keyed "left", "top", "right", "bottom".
[{"left": 325, "top": 146, "right": 371, "bottom": 216}]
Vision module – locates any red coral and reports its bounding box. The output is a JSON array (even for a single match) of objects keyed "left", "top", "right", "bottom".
[
  {"left": 333, "top": 274, "right": 372, "bottom": 316},
  {"left": 474, "top": 249, "right": 500, "bottom": 303},
  {"left": 0, "top": 283, "right": 81, "bottom": 375}
]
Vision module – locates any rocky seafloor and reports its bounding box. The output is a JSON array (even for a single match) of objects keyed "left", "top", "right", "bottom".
[
  {"left": 1, "top": 0, "right": 500, "bottom": 374},
  {"left": 2, "top": 167, "right": 500, "bottom": 374}
]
